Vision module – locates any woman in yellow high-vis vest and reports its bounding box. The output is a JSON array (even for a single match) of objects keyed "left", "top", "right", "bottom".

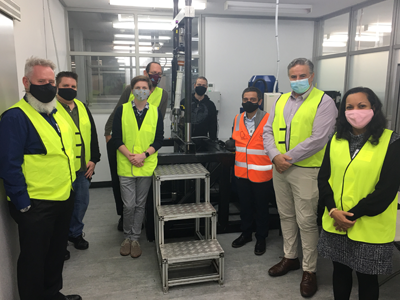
[
  {"left": 112, "top": 75, "right": 164, "bottom": 258},
  {"left": 318, "top": 87, "right": 400, "bottom": 300}
]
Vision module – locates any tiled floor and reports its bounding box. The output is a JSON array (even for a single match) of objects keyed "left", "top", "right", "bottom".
[{"left": 62, "top": 187, "right": 400, "bottom": 299}]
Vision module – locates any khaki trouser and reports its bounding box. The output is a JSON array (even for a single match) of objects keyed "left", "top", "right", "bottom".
[{"left": 273, "top": 165, "right": 319, "bottom": 272}]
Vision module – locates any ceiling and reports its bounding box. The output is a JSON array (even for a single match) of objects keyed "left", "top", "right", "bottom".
[{"left": 62, "top": 0, "right": 376, "bottom": 19}]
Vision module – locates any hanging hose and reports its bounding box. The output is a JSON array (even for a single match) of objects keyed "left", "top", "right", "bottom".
[
  {"left": 46, "top": 0, "right": 60, "bottom": 69},
  {"left": 273, "top": 0, "right": 280, "bottom": 93}
]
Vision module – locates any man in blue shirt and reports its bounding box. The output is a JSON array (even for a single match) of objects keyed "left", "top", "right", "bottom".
[{"left": 0, "top": 57, "right": 81, "bottom": 300}]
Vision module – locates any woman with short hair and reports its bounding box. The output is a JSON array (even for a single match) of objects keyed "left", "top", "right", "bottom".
[{"left": 112, "top": 75, "right": 164, "bottom": 258}]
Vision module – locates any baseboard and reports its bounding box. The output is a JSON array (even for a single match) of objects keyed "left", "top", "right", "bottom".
[{"left": 90, "top": 181, "right": 112, "bottom": 188}]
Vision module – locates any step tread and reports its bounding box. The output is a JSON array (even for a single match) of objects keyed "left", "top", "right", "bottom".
[
  {"left": 157, "top": 203, "right": 215, "bottom": 220},
  {"left": 160, "top": 240, "right": 224, "bottom": 263}
]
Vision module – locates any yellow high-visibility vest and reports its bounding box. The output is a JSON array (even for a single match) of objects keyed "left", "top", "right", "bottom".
[
  {"left": 322, "top": 129, "right": 398, "bottom": 244},
  {"left": 8, "top": 99, "right": 75, "bottom": 201},
  {"left": 116, "top": 102, "right": 158, "bottom": 177},
  {"left": 56, "top": 99, "right": 91, "bottom": 170},
  {"left": 272, "top": 87, "right": 325, "bottom": 167}
]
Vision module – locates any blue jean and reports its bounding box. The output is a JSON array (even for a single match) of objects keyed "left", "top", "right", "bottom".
[{"left": 69, "top": 171, "right": 91, "bottom": 238}]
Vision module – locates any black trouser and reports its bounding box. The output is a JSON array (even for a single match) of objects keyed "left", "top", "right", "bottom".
[
  {"left": 332, "top": 261, "right": 379, "bottom": 300},
  {"left": 9, "top": 192, "right": 75, "bottom": 300},
  {"left": 106, "top": 138, "right": 123, "bottom": 216},
  {"left": 236, "top": 178, "right": 273, "bottom": 240}
]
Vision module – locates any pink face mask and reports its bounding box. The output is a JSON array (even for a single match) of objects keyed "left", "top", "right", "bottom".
[{"left": 345, "top": 109, "right": 374, "bottom": 129}]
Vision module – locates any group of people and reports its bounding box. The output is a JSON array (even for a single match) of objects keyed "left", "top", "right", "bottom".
[
  {"left": 230, "top": 57, "right": 400, "bottom": 299},
  {"left": 0, "top": 57, "right": 218, "bottom": 300},
  {"left": 0, "top": 55, "right": 398, "bottom": 300}
]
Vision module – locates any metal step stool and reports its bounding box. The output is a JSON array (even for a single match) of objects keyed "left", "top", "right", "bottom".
[{"left": 153, "top": 163, "right": 225, "bottom": 293}]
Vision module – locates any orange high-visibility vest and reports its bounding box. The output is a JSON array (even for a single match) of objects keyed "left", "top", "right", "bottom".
[{"left": 232, "top": 112, "right": 273, "bottom": 183}]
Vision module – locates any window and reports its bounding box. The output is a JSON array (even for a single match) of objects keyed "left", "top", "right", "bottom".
[
  {"left": 352, "top": 0, "right": 394, "bottom": 51},
  {"left": 320, "top": 14, "right": 349, "bottom": 56}
]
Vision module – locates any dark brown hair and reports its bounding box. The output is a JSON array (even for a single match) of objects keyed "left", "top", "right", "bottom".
[{"left": 130, "top": 75, "right": 152, "bottom": 90}]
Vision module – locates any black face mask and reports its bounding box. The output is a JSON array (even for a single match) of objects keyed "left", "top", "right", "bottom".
[
  {"left": 58, "top": 88, "right": 77, "bottom": 101},
  {"left": 242, "top": 101, "right": 259, "bottom": 113},
  {"left": 195, "top": 86, "right": 207, "bottom": 96},
  {"left": 29, "top": 82, "right": 57, "bottom": 103}
]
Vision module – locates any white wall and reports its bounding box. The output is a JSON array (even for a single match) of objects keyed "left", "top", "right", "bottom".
[
  {"left": 14, "top": 0, "right": 69, "bottom": 98},
  {"left": 205, "top": 17, "right": 314, "bottom": 139},
  {"left": 0, "top": 0, "right": 69, "bottom": 298}
]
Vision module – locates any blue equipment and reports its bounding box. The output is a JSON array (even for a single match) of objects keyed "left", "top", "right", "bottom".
[{"left": 241, "top": 75, "right": 277, "bottom": 112}]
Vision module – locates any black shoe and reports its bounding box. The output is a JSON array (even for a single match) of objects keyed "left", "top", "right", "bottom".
[
  {"left": 68, "top": 234, "right": 89, "bottom": 250},
  {"left": 65, "top": 295, "right": 82, "bottom": 300},
  {"left": 254, "top": 239, "right": 266, "bottom": 255},
  {"left": 118, "top": 216, "right": 123, "bottom": 232},
  {"left": 232, "top": 234, "right": 252, "bottom": 248},
  {"left": 64, "top": 250, "right": 70, "bottom": 261}
]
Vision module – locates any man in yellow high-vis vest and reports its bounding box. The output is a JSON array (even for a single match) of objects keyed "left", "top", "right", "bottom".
[
  {"left": 56, "top": 71, "right": 101, "bottom": 257},
  {"left": 262, "top": 58, "right": 337, "bottom": 298},
  {"left": 104, "top": 62, "right": 168, "bottom": 231},
  {"left": 0, "top": 57, "right": 81, "bottom": 300}
]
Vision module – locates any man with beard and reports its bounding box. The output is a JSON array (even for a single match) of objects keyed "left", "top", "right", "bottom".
[
  {"left": 56, "top": 71, "right": 101, "bottom": 256},
  {"left": 180, "top": 76, "right": 218, "bottom": 140},
  {"left": 0, "top": 57, "right": 81, "bottom": 300},
  {"left": 104, "top": 61, "right": 168, "bottom": 231}
]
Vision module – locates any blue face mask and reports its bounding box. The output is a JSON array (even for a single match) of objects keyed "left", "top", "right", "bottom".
[{"left": 290, "top": 77, "right": 310, "bottom": 94}]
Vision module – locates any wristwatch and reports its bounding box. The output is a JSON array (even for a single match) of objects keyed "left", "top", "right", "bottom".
[{"left": 144, "top": 151, "right": 150, "bottom": 158}]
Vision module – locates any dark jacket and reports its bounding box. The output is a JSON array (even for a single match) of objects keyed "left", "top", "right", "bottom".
[{"left": 180, "top": 94, "right": 218, "bottom": 140}]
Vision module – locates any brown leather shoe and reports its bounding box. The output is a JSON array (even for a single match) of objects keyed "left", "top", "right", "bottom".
[
  {"left": 300, "top": 271, "right": 317, "bottom": 298},
  {"left": 268, "top": 257, "right": 300, "bottom": 277}
]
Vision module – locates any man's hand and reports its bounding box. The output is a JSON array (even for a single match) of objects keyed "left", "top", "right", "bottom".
[
  {"left": 331, "top": 210, "right": 356, "bottom": 232},
  {"left": 85, "top": 161, "right": 96, "bottom": 178},
  {"left": 273, "top": 154, "right": 293, "bottom": 173},
  {"left": 105, "top": 135, "right": 112, "bottom": 143}
]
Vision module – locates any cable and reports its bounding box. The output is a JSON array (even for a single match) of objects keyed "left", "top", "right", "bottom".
[
  {"left": 272, "top": 0, "right": 280, "bottom": 93},
  {"left": 43, "top": 0, "right": 48, "bottom": 59},
  {"left": 46, "top": 0, "right": 60, "bottom": 69}
]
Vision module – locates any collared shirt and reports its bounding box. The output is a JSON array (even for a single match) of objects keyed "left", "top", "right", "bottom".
[
  {"left": 132, "top": 101, "right": 149, "bottom": 118},
  {"left": 0, "top": 97, "right": 60, "bottom": 210},
  {"left": 262, "top": 85, "right": 337, "bottom": 164},
  {"left": 244, "top": 111, "right": 257, "bottom": 136}
]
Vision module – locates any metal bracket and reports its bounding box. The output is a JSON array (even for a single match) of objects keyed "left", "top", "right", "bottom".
[{"left": 172, "top": 6, "right": 195, "bottom": 28}]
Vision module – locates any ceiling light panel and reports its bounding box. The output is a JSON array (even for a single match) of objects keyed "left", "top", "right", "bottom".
[
  {"left": 224, "top": 1, "right": 312, "bottom": 14},
  {"left": 110, "top": 0, "right": 206, "bottom": 10}
]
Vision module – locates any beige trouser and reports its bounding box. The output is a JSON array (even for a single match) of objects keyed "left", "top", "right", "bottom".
[{"left": 273, "top": 165, "right": 319, "bottom": 273}]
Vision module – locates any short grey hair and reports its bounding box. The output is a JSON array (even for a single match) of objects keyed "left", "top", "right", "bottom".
[
  {"left": 24, "top": 56, "right": 56, "bottom": 78},
  {"left": 287, "top": 58, "right": 314, "bottom": 75}
]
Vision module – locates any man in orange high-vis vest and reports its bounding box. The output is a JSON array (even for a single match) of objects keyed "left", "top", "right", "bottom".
[{"left": 231, "top": 87, "right": 273, "bottom": 256}]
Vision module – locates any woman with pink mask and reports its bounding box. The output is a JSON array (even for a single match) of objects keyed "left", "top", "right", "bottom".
[{"left": 317, "top": 87, "right": 400, "bottom": 300}]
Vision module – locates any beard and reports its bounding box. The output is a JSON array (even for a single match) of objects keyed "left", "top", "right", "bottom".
[{"left": 26, "top": 93, "right": 57, "bottom": 114}]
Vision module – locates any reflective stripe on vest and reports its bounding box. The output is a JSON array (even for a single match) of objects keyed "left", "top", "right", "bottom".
[
  {"left": 322, "top": 130, "right": 397, "bottom": 244},
  {"left": 56, "top": 99, "right": 91, "bottom": 171},
  {"left": 116, "top": 102, "right": 158, "bottom": 177},
  {"left": 8, "top": 99, "right": 76, "bottom": 200},
  {"left": 232, "top": 112, "right": 273, "bottom": 183},
  {"left": 272, "top": 87, "right": 326, "bottom": 167},
  {"left": 129, "top": 86, "right": 163, "bottom": 107}
]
